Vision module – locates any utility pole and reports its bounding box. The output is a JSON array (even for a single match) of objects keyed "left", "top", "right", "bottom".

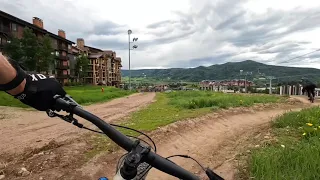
[
  {"left": 267, "top": 76, "right": 276, "bottom": 94},
  {"left": 240, "top": 70, "right": 243, "bottom": 92},
  {"left": 240, "top": 70, "right": 252, "bottom": 93},
  {"left": 244, "top": 74, "right": 247, "bottom": 93}
]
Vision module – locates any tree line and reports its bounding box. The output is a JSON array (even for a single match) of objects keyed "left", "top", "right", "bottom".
[{"left": 3, "top": 27, "right": 89, "bottom": 81}]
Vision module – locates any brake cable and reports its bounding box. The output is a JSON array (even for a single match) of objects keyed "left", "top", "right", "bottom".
[
  {"left": 166, "top": 155, "right": 224, "bottom": 180},
  {"left": 46, "top": 109, "right": 224, "bottom": 180},
  {"left": 46, "top": 109, "right": 157, "bottom": 152}
]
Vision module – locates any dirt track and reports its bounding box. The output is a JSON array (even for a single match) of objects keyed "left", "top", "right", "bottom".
[
  {"left": 75, "top": 96, "right": 319, "bottom": 180},
  {"left": 0, "top": 92, "right": 155, "bottom": 155},
  {"left": 147, "top": 96, "right": 319, "bottom": 180},
  {"left": 0, "top": 95, "right": 318, "bottom": 180}
]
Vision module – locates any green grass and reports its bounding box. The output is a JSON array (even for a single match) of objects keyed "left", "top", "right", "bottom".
[
  {"left": 0, "top": 85, "right": 133, "bottom": 108},
  {"left": 85, "top": 91, "right": 283, "bottom": 158},
  {"left": 122, "top": 92, "right": 212, "bottom": 131},
  {"left": 247, "top": 107, "right": 320, "bottom": 180},
  {"left": 85, "top": 93, "right": 211, "bottom": 158},
  {"left": 167, "top": 91, "right": 283, "bottom": 109},
  {"left": 64, "top": 86, "right": 133, "bottom": 105}
]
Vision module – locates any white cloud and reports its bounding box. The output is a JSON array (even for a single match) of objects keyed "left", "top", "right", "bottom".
[{"left": 1, "top": 0, "right": 320, "bottom": 69}]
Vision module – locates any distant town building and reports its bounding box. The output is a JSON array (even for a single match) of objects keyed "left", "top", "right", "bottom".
[{"left": 199, "top": 79, "right": 254, "bottom": 91}]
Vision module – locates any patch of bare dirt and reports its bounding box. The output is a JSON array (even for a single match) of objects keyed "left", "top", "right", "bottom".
[{"left": 0, "top": 92, "right": 155, "bottom": 155}]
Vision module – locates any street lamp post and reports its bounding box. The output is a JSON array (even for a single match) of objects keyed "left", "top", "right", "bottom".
[
  {"left": 240, "top": 70, "right": 252, "bottom": 93},
  {"left": 128, "top": 29, "right": 138, "bottom": 91},
  {"left": 267, "top": 76, "right": 276, "bottom": 94}
]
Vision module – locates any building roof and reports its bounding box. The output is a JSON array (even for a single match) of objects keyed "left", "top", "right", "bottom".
[
  {"left": 88, "top": 51, "right": 120, "bottom": 59},
  {"left": 88, "top": 53, "right": 103, "bottom": 59},
  {"left": 0, "top": 10, "right": 75, "bottom": 44},
  {"left": 103, "top": 50, "right": 114, "bottom": 55},
  {"left": 84, "top": 45, "right": 103, "bottom": 52}
]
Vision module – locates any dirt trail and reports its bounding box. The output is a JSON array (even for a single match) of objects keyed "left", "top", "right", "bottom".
[
  {"left": 75, "top": 96, "right": 319, "bottom": 180},
  {"left": 1, "top": 95, "right": 318, "bottom": 180},
  {"left": 0, "top": 92, "right": 155, "bottom": 155},
  {"left": 146, "top": 96, "right": 319, "bottom": 180}
]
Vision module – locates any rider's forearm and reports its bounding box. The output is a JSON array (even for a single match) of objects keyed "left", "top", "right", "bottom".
[{"left": 0, "top": 54, "right": 26, "bottom": 95}]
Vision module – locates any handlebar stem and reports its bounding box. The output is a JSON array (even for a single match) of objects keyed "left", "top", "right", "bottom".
[{"left": 120, "top": 140, "right": 151, "bottom": 179}]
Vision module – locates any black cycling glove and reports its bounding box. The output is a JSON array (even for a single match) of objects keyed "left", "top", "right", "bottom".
[
  {"left": 14, "top": 74, "right": 67, "bottom": 111},
  {"left": 1, "top": 58, "right": 66, "bottom": 111}
]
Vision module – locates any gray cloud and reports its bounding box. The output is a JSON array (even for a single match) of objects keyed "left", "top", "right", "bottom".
[
  {"left": 88, "top": 21, "right": 127, "bottom": 36},
  {"left": 215, "top": 11, "right": 246, "bottom": 30},
  {"left": 215, "top": 8, "right": 320, "bottom": 48},
  {"left": 143, "top": 29, "right": 196, "bottom": 46},
  {"left": 258, "top": 43, "right": 303, "bottom": 54},
  {"left": 251, "top": 41, "right": 310, "bottom": 53},
  {"left": 146, "top": 20, "right": 176, "bottom": 29},
  {"left": 306, "top": 52, "right": 320, "bottom": 59},
  {"left": 86, "top": 38, "right": 126, "bottom": 51},
  {"left": 1, "top": 0, "right": 320, "bottom": 69},
  {"left": 169, "top": 52, "right": 237, "bottom": 68}
]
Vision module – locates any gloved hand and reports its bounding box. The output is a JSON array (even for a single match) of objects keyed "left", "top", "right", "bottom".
[
  {"left": 14, "top": 74, "right": 67, "bottom": 111},
  {"left": 1, "top": 57, "right": 66, "bottom": 111}
]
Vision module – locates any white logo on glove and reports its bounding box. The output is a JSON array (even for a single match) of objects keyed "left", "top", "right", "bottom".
[{"left": 29, "top": 74, "right": 47, "bottom": 81}]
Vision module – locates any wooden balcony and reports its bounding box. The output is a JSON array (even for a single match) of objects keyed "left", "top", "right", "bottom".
[
  {"left": 56, "top": 64, "right": 69, "bottom": 70},
  {"left": 0, "top": 25, "right": 10, "bottom": 34},
  {"left": 58, "top": 44, "right": 68, "bottom": 51},
  {"left": 57, "top": 54, "right": 69, "bottom": 60},
  {"left": 56, "top": 74, "right": 69, "bottom": 79}
]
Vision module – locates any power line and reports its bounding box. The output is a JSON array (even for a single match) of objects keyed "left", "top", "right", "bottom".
[
  {"left": 272, "top": 73, "right": 320, "bottom": 79},
  {"left": 277, "top": 48, "right": 320, "bottom": 64}
]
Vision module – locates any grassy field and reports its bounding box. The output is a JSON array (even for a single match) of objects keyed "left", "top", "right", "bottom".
[
  {"left": 86, "top": 91, "right": 284, "bottom": 158},
  {"left": 125, "top": 91, "right": 284, "bottom": 130},
  {"left": 0, "top": 86, "right": 133, "bottom": 108},
  {"left": 167, "top": 91, "right": 283, "bottom": 109},
  {"left": 246, "top": 107, "right": 320, "bottom": 180}
]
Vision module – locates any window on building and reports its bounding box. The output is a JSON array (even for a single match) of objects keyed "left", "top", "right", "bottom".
[
  {"left": 51, "top": 38, "right": 58, "bottom": 48},
  {"left": 11, "top": 23, "right": 17, "bottom": 31}
]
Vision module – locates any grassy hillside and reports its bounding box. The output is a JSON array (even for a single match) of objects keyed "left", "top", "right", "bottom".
[{"left": 122, "top": 60, "right": 320, "bottom": 83}]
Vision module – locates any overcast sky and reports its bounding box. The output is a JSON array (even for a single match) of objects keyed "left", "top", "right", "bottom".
[{"left": 2, "top": 0, "right": 320, "bottom": 69}]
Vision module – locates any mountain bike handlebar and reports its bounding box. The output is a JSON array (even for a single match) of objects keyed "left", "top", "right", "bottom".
[{"left": 54, "top": 95, "right": 201, "bottom": 180}]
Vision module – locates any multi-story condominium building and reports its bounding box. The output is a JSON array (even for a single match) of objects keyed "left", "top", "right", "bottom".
[
  {"left": 69, "top": 38, "right": 122, "bottom": 87},
  {"left": 0, "top": 10, "right": 74, "bottom": 85},
  {"left": 0, "top": 10, "right": 123, "bottom": 87}
]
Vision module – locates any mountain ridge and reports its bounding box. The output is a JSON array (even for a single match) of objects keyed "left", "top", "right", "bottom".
[{"left": 121, "top": 60, "right": 320, "bottom": 83}]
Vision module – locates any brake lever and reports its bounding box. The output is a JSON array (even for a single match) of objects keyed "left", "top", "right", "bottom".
[
  {"left": 46, "top": 109, "right": 83, "bottom": 128},
  {"left": 63, "top": 94, "right": 82, "bottom": 108}
]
